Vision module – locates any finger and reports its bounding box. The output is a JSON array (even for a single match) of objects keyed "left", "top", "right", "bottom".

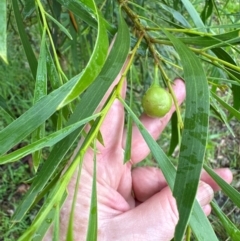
[
  {"left": 132, "top": 167, "right": 232, "bottom": 203},
  {"left": 95, "top": 56, "right": 130, "bottom": 113},
  {"left": 98, "top": 80, "right": 127, "bottom": 150},
  {"left": 106, "top": 181, "right": 213, "bottom": 240},
  {"left": 202, "top": 204, "right": 212, "bottom": 216},
  {"left": 83, "top": 54, "right": 130, "bottom": 147},
  {"left": 106, "top": 187, "right": 178, "bottom": 241},
  {"left": 196, "top": 181, "right": 214, "bottom": 207},
  {"left": 124, "top": 78, "right": 186, "bottom": 164},
  {"left": 132, "top": 167, "right": 168, "bottom": 202},
  {"left": 200, "top": 168, "right": 233, "bottom": 191}
]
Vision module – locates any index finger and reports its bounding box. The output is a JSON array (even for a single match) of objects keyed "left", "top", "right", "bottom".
[{"left": 123, "top": 78, "right": 186, "bottom": 164}]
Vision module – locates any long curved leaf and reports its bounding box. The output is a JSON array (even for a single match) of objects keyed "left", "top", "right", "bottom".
[
  {"left": 120, "top": 99, "right": 217, "bottom": 241},
  {"left": 212, "top": 48, "right": 240, "bottom": 112},
  {"left": 57, "top": 0, "right": 115, "bottom": 34},
  {"left": 211, "top": 201, "right": 240, "bottom": 240},
  {"left": 12, "top": 13, "right": 130, "bottom": 223},
  {"left": 204, "top": 165, "right": 240, "bottom": 209},
  {"left": 181, "top": 0, "right": 206, "bottom": 31},
  {"left": 163, "top": 29, "right": 210, "bottom": 241},
  {"left": 11, "top": 0, "right": 37, "bottom": 78},
  {"left": 32, "top": 30, "right": 48, "bottom": 171},
  {"left": 86, "top": 141, "right": 98, "bottom": 241},
  {"left": 0, "top": 75, "right": 79, "bottom": 155},
  {"left": 58, "top": 0, "right": 108, "bottom": 108},
  {"left": 0, "top": 114, "right": 100, "bottom": 165}
]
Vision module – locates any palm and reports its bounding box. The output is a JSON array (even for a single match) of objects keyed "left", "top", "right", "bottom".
[
  {"left": 58, "top": 79, "right": 186, "bottom": 239},
  {"left": 45, "top": 79, "right": 232, "bottom": 241}
]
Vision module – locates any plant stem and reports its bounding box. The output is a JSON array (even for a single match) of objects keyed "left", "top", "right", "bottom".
[
  {"left": 154, "top": 63, "right": 159, "bottom": 86},
  {"left": 189, "top": 47, "right": 240, "bottom": 72},
  {"left": 146, "top": 27, "right": 213, "bottom": 36},
  {"left": 158, "top": 64, "right": 184, "bottom": 128},
  {"left": 36, "top": 0, "right": 67, "bottom": 84},
  {"left": 119, "top": 0, "right": 184, "bottom": 129}
]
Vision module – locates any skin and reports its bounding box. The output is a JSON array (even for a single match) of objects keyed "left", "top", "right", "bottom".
[{"left": 44, "top": 77, "right": 233, "bottom": 241}]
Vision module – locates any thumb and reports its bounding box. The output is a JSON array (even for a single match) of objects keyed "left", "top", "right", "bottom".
[
  {"left": 105, "top": 183, "right": 213, "bottom": 241},
  {"left": 106, "top": 187, "right": 178, "bottom": 241}
]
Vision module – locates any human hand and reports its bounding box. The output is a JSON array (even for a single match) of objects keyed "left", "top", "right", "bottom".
[{"left": 44, "top": 77, "right": 232, "bottom": 241}]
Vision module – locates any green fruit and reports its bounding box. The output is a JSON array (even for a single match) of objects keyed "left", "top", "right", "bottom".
[{"left": 142, "top": 85, "right": 172, "bottom": 118}]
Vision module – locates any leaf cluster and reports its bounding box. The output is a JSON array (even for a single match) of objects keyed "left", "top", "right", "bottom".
[{"left": 0, "top": 0, "right": 240, "bottom": 240}]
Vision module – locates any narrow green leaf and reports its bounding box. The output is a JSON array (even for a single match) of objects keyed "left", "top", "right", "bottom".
[
  {"left": 0, "top": 108, "right": 14, "bottom": 125},
  {"left": 173, "top": 30, "right": 240, "bottom": 47},
  {"left": 120, "top": 98, "right": 218, "bottom": 241},
  {"left": 163, "top": 29, "right": 210, "bottom": 241},
  {"left": 173, "top": 0, "right": 181, "bottom": 10},
  {"left": 204, "top": 165, "right": 240, "bottom": 209},
  {"left": 0, "top": 0, "right": 7, "bottom": 63},
  {"left": 200, "top": 0, "right": 213, "bottom": 23},
  {"left": 209, "top": 77, "right": 240, "bottom": 86},
  {"left": 58, "top": 0, "right": 97, "bottom": 29},
  {"left": 53, "top": 203, "right": 60, "bottom": 241},
  {"left": 0, "top": 114, "right": 100, "bottom": 165},
  {"left": 18, "top": 153, "right": 83, "bottom": 241},
  {"left": 212, "top": 48, "right": 240, "bottom": 111},
  {"left": 22, "top": 0, "right": 35, "bottom": 19},
  {"left": 86, "top": 141, "right": 98, "bottom": 241},
  {"left": 181, "top": 0, "right": 206, "bottom": 31},
  {"left": 58, "top": 0, "right": 109, "bottom": 108},
  {"left": 210, "top": 95, "right": 235, "bottom": 137},
  {"left": 0, "top": 75, "right": 80, "bottom": 155},
  {"left": 158, "top": 3, "right": 191, "bottom": 28},
  {"left": 45, "top": 12, "right": 73, "bottom": 40},
  {"left": 211, "top": 0, "right": 221, "bottom": 23},
  {"left": 32, "top": 193, "right": 67, "bottom": 241},
  {"left": 124, "top": 71, "right": 133, "bottom": 163},
  {"left": 168, "top": 112, "right": 179, "bottom": 156},
  {"left": 32, "top": 207, "right": 56, "bottom": 241},
  {"left": 22, "top": 117, "right": 100, "bottom": 240},
  {"left": 211, "top": 91, "right": 240, "bottom": 121},
  {"left": 57, "top": 0, "right": 116, "bottom": 34},
  {"left": 32, "top": 30, "right": 48, "bottom": 171},
  {"left": 69, "top": 22, "right": 79, "bottom": 73},
  {"left": 120, "top": 97, "right": 177, "bottom": 185},
  {"left": 0, "top": 95, "right": 15, "bottom": 119},
  {"left": 66, "top": 156, "right": 83, "bottom": 241},
  {"left": 46, "top": 47, "right": 61, "bottom": 90},
  {"left": 12, "top": 14, "right": 130, "bottom": 222},
  {"left": 11, "top": 0, "right": 37, "bottom": 78},
  {"left": 88, "top": 120, "right": 105, "bottom": 146},
  {"left": 34, "top": 30, "right": 48, "bottom": 103},
  {"left": 211, "top": 201, "right": 240, "bottom": 241}
]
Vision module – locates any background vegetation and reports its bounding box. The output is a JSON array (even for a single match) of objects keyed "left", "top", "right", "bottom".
[{"left": 0, "top": 0, "right": 240, "bottom": 240}]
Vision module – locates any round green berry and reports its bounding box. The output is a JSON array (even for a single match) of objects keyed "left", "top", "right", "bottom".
[{"left": 142, "top": 85, "right": 172, "bottom": 118}]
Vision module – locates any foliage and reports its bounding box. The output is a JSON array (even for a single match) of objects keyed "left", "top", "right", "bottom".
[{"left": 0, "top": 0, "right": 240, "bottom": 240}]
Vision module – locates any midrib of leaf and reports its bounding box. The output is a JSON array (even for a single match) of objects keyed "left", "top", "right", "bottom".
[{"left": 162, "top": 29, "right": 210, "bottom": 241}]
